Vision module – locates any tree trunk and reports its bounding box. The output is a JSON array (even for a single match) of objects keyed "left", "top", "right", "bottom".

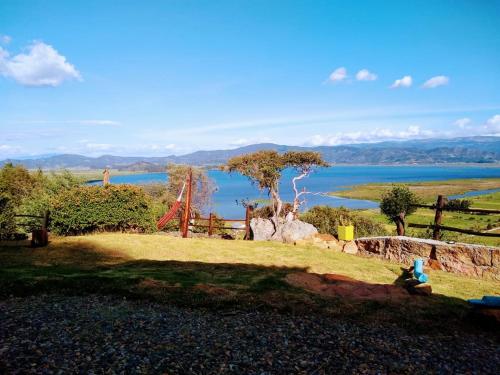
[
  {"left": 291, "top": 172, "right": 307, "bottom": 217},
  {"left": 395, "top": 213, "right": 405, "bottom": 236},
  {"left": 270, "top": 188, "right": 283, "bottom": 230}
]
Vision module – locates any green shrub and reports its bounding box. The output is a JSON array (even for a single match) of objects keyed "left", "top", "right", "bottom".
[
  {"left": 253, "top": 202, "right": 294, "bottom": 219},
  {"left": 50, "top": 185, "right": 156, "bottom": 235},
  {"left": 0, "top": 195, "right": 16, "bottom": 240},
  {"left": 444, "top": 198, "right": 471, "bottom": 211},
  {"left": 300, "top": 206, "right": 387, "bottom": 238}
]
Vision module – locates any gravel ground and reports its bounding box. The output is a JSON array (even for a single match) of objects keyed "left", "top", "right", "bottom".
[{"left": 0, "top": 295, "right": 498, "bottom": 374}]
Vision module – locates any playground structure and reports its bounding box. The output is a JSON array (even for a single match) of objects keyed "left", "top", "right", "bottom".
[{"left": 156, "top": 168, "right": 253, "bottom": 239}]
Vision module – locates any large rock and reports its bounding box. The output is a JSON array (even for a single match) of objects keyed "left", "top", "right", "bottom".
[
  {"left": 250, "top": 218, "right": 317, "bottom": 243},
  {"left": 250, "top": 218, "right": 276, "bottom": 241},
  {"left": 342, "top": 241, "right": 358, "bottom": 254},
  {"left": 280, "top": 220, "right": 318, "bottom": 243}
]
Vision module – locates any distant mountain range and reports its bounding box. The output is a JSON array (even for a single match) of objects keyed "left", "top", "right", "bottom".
[{"left": 2, "top": 136, "right": 499, "bottom": 170}]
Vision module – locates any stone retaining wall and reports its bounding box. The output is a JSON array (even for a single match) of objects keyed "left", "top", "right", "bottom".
[{"left": 352, "top": 236, "right": 499, "bottom": 280}]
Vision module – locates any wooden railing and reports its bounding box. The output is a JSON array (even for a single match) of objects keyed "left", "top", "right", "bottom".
[
  {"left": 174, "top": 205, "right": 254, "bottom": 239},
  {"left": 407, "top": 195, "right": 500, "bottom": 239},
  {"left": 12, "top": 210, "right": 50, "bottom": 246}
]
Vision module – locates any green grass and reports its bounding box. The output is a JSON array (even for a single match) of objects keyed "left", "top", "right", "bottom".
[
  {"left": 1, "top": 233, "right": 498, "bottom": 333},
  {"left": 1, "top": 233, "right": 497, "bottom": 299},
  {"left": 332, "top": 178, "right": 500, "bottom": 202}
]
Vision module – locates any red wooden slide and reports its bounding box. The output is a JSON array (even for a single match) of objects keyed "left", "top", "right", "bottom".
[{"left": 156, "top": 182, "right": 186, "bottom": 230}]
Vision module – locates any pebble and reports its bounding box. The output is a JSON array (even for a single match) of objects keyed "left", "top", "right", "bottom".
[{"left": 0, "top": 294, "right": 498, "bottom": 374}]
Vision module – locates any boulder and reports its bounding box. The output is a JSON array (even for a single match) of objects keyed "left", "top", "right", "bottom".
[
  {"left": 280, "top": 220, "right": 318, "bottom": 243},
  {"left": 250, "top": 218, "right": 276, "bottom": 241},
  {"left": 250, "top": 218, "right": 318, "bottom": 243},
  {"left": 342, "top": 241, "right": 358, "bottom": 254}
]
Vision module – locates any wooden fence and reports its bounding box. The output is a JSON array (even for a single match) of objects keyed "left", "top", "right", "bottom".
[
  {"left": 175, "top": 205, "right": 253, "bottom": 239},
  {"left": 407, "top": 195, "right": 500, "bottom": 239},
  {"left": 13, "top": 210, "right": 50, "bottom": 246}
]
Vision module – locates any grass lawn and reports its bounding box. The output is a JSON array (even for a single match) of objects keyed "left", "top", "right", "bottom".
[
  {"left": 1, "top": 233, "right": 498, "bottom": 333},
  {"left": 332, "top": 178, "right": 500, "bottom": 202}
]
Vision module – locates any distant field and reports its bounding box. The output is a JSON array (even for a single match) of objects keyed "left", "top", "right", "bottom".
[
  {"left": 332, "top": 178, "right": 500, "bottom": 202},
  {"left": 59, "top": 169, "right": 143, "bottom": 181},
  {"left": 357, "top": 191, "right": 500, "bottom": 247}
]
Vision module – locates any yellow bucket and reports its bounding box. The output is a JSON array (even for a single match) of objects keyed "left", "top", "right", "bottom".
[{"left": 338, "top": 225, "right": 354, "bottom": 241}]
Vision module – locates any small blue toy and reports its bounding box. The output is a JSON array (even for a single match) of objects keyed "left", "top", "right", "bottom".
[{"left": 413, "top": 259, "right": 429, "bottom": 283}]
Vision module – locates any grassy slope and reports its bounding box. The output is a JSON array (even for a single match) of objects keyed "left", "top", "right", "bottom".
[
  {"left": 1, "top": 233, "right": 497, "bottom": 300},
  {"left": 332, "top": 178, "right": 500, "bottom": 202},
  {"left": 2, "top": 233, "right": 499, "bottom": 333}
]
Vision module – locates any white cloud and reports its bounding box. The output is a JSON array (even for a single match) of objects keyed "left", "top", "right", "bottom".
[
  {"left": 390, "top": 75, "right": 412, "bottom": 88},
  {"left": 85, "top": 143, "right": 112, "bottom": 151},
  {"left": 15, "top": 119, "right": 120, "bottom": 126},
  {"left": 229, "top": 137, "right": 274, "bottom": 147},
  {"left": 0, "top": 41, "right": 81, "bottom": 86},
  {"left": 485, "top": 114, "right": 500, "bottom": 133},
  {"left": 0, "top": 35, "right": 11, "bottom": 44},
  {"left": 422, "top": 75, "right": 449, "bottom": 89},
  {"left": 307, "top": 125, "right": 433, "bottom": 146},
  {"left": 150, "top": 144, "right": 176, "bottom": 151},
  {"left": 79, "top": 120, "right": 120, "bottom": 126},
  {"left": 356, "top": 69, "right": 377, "bottom": 81},
  {"left": 454, "top": 118, "right": 471, "bottom": 128},
  {"left": 0, "top": 144, "right": 23, "bottom": 155},
  {"left": 327, "top": 67, "right": 347, "bottom": 82}
]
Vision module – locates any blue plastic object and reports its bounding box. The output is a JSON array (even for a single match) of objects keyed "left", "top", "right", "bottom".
[
  {"left": 413, "top": 259, "right": 429, "bottom": 283},
  {"left": 468, "top": 296, "right": 500, "bottom": 307}
]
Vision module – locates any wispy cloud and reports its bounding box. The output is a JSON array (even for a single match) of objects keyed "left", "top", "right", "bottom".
[
  {"left": 307, "top": 125, "right": 433, "bottom": 146},
  {"left": 356, "top": 69, "right": 377, "bottom": 81},
  {"left": 422, "top": 75, "right": 449, "bottom": 88},
  {"left": 454, "top": 117, "right": 471, "bottom": 128},
  {"left": 15, "top": 120, "right": 121, "bottom": 126},
  {"left": 0, "top": 41, "right": 81, "bottom": 87},
  {"left": 229, "top": 137, "right": 275, "bottom": 147},
  {"left": 0, "top": 35, "right": 11, "bottom": 45},
  {"left": 390, "top": 75, "right": 412, "bottom": 88},
  {"left": 154, "top": 105, "right": 500, "bottom": 138}
]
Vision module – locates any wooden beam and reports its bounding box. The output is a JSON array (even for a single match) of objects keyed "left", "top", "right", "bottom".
[
  {"left": 408, "top": 223, "right": 500, "bottom": 237},
  {"left": 182, "top": 168, "right": 193, "bottom": 238}
]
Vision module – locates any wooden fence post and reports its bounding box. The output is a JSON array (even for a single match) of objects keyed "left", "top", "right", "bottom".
[
  {"left": 244, "top": 205, "right": 253, "bottom": 240},
  {"left": 433, "top": 195, "right": 445, "bottom": 240},
  {"left": 42, "top": 210, "right": 50, "bottom": 231},
  {"left": 182, "top": 168, "right": 193, "bottom": 238},
  {"left": 208, "top": 213, "right": 214, "bottom": 236}
]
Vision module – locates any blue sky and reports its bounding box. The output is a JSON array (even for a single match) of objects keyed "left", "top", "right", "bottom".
[{"left": 1, "top": 0, "right": 499, "bottom": 157}]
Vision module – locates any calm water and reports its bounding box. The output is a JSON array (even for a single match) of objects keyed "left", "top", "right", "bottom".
[{"left": 94, "top": 166, "right": 500, "bottom": 218}]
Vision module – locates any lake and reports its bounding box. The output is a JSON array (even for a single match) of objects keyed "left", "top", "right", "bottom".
[{"left": 93, "top": 166, "right": 500, "bottom": 218}]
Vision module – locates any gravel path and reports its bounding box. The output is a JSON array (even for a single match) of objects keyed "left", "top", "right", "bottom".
[{"left": 1, "top": 295, "right": 498, "bottom": 374}]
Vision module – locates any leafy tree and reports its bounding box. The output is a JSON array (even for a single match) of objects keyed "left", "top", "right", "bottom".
[
  {"left": 0, "top": 164, "right": 38, "bottom": 239},
  {"left": 225, "top": 151, "right": 286, "bottom": 223},
  {"left": 380, "top": 185, "right": 419, "bottom": 235},
  {"left": 164, "top": 164, "right": 216, "bottom": 215},
  {"left": 283, "top": 151, "right": 329, "bottom": 216}
]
